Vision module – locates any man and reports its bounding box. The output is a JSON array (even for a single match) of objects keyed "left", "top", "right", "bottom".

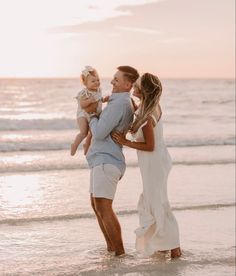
[{"left": 85, "top": 66, "right": 139, "bottom": 256}]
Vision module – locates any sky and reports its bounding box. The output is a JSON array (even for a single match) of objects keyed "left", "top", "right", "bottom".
[{"left": 0, "top": 0, "right": 235, "bottom": 78}]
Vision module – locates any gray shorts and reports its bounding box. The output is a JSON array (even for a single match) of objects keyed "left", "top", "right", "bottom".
[{"left": 89, "top": 164, "right": 122, "bottom": 200}]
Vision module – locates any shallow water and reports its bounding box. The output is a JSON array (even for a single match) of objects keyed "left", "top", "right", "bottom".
[
  {"left": 0, "top": 208, "right": 234, "bottom": 275},
  {"left": 0, "top": 78, "right": 235, "bottom": 275}
]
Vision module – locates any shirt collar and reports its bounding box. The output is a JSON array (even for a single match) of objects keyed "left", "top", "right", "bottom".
[{"left": 109, "top": 92, "right": 130, "bottom": 101}]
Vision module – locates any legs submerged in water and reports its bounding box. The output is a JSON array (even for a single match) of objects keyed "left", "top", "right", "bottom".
[
  {"left": 90, "top": 195, "right": 114, "bottom": 252},
  {"left": 170, "top": 247, "right": 182, "bottom": 258},
  {"left": 158, "top": 247, "right": 182, "bottom": 258},
  {"left": 90, "top": 195, "right": 125, "bottom": 256}
]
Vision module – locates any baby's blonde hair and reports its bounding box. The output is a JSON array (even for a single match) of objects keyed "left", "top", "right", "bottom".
[
  {"left": 80, "top": 66, "right": 98, "bottom": 85},
  {"left": 131, "top": 73, "right": 162, "bottom": 133}
]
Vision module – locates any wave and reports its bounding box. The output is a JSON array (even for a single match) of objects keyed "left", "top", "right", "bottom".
[
  {"left": 1, "top": 203, "right": 235, "bottom": 225},
  {"left": 0, "top": 118, "right": 75, "bottom": 130},
  {"left": 79, "top": 256, "right": 235, "bottom": 276},
  {"left": 0, "top": 141, "right": 70, "bottom": 152},
  {"left": 202, "top": 99, "right": 234, "bottom": 104},
  {"left": 0, "top": 159, "right": 235, "bottom": 173},
  {"left": 168, "top": 138, "right": 235, "bottom": 148},
  {"left": 0, "top": 137, "right": 235, "bottom": 152}
]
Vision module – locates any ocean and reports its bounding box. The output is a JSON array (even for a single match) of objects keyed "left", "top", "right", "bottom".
[{"left": 0, "top": 78, "right": 235, "bottom": 275}]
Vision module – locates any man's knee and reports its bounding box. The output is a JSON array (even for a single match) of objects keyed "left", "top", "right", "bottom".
[
  {"left": 90, "top": 196, "right": 96, "bottom": 212},
  {"left": 94, "top": 199, "right": 112, "bottom": 218}
]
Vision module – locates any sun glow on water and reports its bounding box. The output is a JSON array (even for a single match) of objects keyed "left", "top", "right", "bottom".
[
  {"left": 0, "top": 175, "right": 43, "bottom": 216},
  {"left": 1, "top": 154, "right": 41, "bottom": 164}
]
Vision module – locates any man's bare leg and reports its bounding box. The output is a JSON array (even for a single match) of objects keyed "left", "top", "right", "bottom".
[
  {"left": 90, "top": 195, "right": 115, "bottom": 252},
  {"left": 94, "top": 197, "right": 125, "bottom": 256}
]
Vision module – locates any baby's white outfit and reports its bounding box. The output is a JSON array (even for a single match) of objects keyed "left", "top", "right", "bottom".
[{"left": 76, "top": 88, "right": 102, "bottom": 121}]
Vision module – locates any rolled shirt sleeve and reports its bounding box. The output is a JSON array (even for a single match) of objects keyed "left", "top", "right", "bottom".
[
  {"left": 89, "top": 101, "right": 123, "bottom": 140},
  {"left": 86, "top": 92, "right": 134, "bottom": 175}
]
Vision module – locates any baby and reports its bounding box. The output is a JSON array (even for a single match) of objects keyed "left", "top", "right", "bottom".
[{"left": 71, "top": 66, "right": 109, "bottom": 156}]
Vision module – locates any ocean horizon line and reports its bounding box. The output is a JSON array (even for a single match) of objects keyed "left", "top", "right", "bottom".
[{"left": 0, "top": 76, "right": 235, "bottom": 81}]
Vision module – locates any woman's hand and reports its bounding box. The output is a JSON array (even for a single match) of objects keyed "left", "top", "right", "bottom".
[
  {"left": 111, "top": 131, "right": 127, "bottom": 145},
  {"left": 112, "top": 118, "right": 155, "bottom": 151}
]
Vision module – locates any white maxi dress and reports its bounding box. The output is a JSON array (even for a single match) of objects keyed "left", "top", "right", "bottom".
[{"left": 134, "top": 114, "right": 180, "bottom": 256}]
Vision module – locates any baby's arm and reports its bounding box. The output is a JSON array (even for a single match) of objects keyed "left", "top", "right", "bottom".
[
  {"left": 83, "top": 101, "right": 98, "bottom": 114},
  {"left": 80, "top": 95, "right": 97, "bottom": 108}
]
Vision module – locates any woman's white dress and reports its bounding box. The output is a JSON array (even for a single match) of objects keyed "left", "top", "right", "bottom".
[{"left": 133, "top": 114, "right": 180, "bottom": 256}]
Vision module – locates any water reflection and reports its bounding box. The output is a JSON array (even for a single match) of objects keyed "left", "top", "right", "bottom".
[{"left": 0, "top": 175, "right": 43, "bottom": 216}]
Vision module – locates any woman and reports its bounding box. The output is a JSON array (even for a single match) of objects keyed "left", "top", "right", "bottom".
[{"left": 112, "top": 73, "right": 181, "bottom": 258}]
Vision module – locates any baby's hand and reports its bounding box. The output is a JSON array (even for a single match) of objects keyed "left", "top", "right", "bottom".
[
  {"left": 84, "top": 101, "right": 98, "bottom": 113},
  {"left": 80, "top": 95, "right": 97, "bottom": 108},
  {"left": 102, "top": 95, "right": 110, "bottom": 103}
]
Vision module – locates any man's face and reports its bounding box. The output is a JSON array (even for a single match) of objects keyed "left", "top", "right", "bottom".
[{"left": 111, "top": 71, "right": 132, "bottom": 93}]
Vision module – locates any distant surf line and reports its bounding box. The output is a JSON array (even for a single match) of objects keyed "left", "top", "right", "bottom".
[
  {"left": 0, "top": 159, "right": 235, "bottom": 174},
  {"left": 0, "top": 139, "right": 234, "bottom": 152},
  {"left": 1, "top": 203, "right": 235, "bottom": 226}
]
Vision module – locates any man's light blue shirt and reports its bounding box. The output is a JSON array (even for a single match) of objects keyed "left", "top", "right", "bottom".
[{"left": 86, "top": 92, "right": 134, "bottom": 177}]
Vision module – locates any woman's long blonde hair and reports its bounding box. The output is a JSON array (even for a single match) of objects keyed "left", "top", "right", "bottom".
[{"left": 131, "top": 73, "right": 162, "bottom": 133}]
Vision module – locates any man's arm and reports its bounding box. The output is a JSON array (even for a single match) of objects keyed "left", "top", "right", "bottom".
[{"left": 89, "top": 102, "right": 122, "bottom": 140}]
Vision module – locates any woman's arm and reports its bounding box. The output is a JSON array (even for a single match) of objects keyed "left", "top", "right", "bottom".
[{"left": 112, "top": 118, "right": 155, "bottom": 151}]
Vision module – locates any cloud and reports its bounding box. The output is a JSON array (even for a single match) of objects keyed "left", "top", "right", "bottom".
[
  {"left": 48, "top": 0, "right": 162, "bottom": 32},
  {"left": 115, "top": 25, "right": 161, "bottom": 35}
]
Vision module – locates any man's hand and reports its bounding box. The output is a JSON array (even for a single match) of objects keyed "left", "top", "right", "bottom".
[
  {"left": 102, "top": 95, "right": 110, "bottom": 103},
  {"left": 84, "top": 101, "right": 98, "bottom": 114}
]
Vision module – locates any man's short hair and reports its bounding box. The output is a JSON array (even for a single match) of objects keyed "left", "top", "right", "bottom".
[{"left": 117, "top": 66, "right": 139, "bottom": 83}]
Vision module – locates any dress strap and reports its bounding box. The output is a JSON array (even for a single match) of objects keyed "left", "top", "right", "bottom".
[
  {"left": 151, "top": 114, "right": 158, "bottom": 124},
  {"left": 151, "top": 108, "right": 162, "bottom": 125}
]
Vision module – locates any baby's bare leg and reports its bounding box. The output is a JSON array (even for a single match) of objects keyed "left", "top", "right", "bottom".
[
  {"left": 71, "top": 117, "right": 89, "bottom": 156},
  {"left": 83, "top": 130, "right": 92, "bottom": 155}
]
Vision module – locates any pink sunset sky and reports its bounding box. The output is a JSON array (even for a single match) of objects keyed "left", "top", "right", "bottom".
[{"left": 0, "top": 0, "right": 235, "bottom": 78}]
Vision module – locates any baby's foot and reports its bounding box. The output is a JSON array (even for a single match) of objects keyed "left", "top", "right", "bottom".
[{"left": 70, "top": 143, "right": 77, "bottom": 156}]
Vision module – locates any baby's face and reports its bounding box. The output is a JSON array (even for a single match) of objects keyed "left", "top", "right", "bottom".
[{"left": 85, "top": 75, "right": 100, "bottom": 91}]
